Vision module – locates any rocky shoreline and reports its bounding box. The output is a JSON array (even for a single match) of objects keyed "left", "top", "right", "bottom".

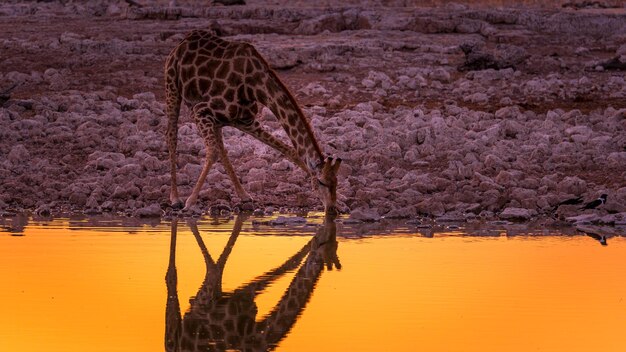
[{"left": 0, "top": 1, "right": 625, "bottom": 226}]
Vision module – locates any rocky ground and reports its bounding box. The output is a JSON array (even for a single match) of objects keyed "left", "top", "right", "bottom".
[{"left": 0, "top": 0, "right": 625, "bottom": 226}]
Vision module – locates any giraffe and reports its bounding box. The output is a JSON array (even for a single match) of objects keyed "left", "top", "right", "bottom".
[
  {"left": 164, "top": 29, "right": 342, "bottom": 213},
  {"left": 165, "top": 214, "right": 340, "bottom": 351}
]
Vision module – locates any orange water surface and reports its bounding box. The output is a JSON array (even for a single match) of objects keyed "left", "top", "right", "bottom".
[{"left": 0, "top": 215, "right": 624, "bottom": 352}]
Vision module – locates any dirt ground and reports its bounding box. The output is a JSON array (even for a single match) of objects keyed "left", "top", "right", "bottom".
[{"left": 0, "top": 0, "right": 625, "bottom": 224}]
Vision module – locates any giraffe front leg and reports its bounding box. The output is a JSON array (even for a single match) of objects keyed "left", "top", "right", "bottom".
[
  {"left": 214, "top": 130, "right": 255, "bottom": 211},
  {"left": 236, "top": 120, "right": 308, "bottom": 173},
  {"left": 184, "top": 149, "right": 218, "bottom": 211},
  {"left": 184, "top": 121, "right": 219, "bottom": 211}
]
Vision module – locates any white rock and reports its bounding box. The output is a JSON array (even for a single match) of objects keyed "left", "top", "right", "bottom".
[
  {"left": 112, "top": 183, "right": 141, "bottom": 199},
  {"left": 397, "top": 75, "right": 417, "bottom": 90},
  {"left": 495, "top": 105, "right": 521, "bottom": 120},
  {"left": 415, "top": 198, "right": 445, "bottom": 217},
  {"left": 575, "top": 47, "right": 589, "bottom": 55},
  {"left": 299, "top": 82, "right": 328, "bottom": 96},
  {"left": 556, "top": 176, "right": 587, "bottom": 195},
  {"left": 429, "top": 68, "right": 451, "bottom": 83},
  {"left": 385, "top": 206, "right": 415, "bottom": 219},
  {"left": 565, "top": 213, "right": 599, "bottom": 225},
  {"left": 181, "top": 163, "right": 202, "bottom": 180},
  {"left": 133, "top": 203, "right": 162, "bottom": 218},
  {"left": 132, "top": 92, "right": 156, "bottom": 101},
  {"left": 598, "top": 213, "right": 626, "bottom": 225},
  {"left": 115, "top": 163, "right": 142, "bottom": 176},
  {"left": 499, "top": 207, "right": 534, "bottom": 221},
  {"left": 361, "top": 79, "right": 376, "bottom": 89},
  {"left": 483, "top": 154, "right": 504, "bottom": 170},
  {"left": 271, "top": 160, "right": 291, "bottom": 171},
  {"left": 495, "top": 170, "right": 516, "bottom": 187},
  {"left": 464, "top": 92, "right": 488, "bottom": 104},
  {"left": 7, "top": 144, "right": 30, "bottom": 164},
  {"left": 349, "top": 206, "right": 381, "bottom": 222},
  {"left": 565, "top": 125, "right": 592, "bottom": 137},
  {"left": 607, "top": 152, "right": 626, "bottom": 169}
]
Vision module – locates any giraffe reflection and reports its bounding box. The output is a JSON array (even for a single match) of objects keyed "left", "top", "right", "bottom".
[{"left": 165, "top": 214, "right": 340, "bottom": 351}]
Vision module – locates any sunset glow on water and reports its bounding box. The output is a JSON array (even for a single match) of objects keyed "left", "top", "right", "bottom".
[{"left": 0, "top": 216, "right": 624, "bottom": 352}]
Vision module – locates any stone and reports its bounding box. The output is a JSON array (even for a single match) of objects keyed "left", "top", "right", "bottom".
[
  {"left": 101, "top": 201, "right": 115, "bottom": 211},
  {"left": 7, "top": 144, "right": 30, "bottom": 164},
  {"left": 607, "top": 152, "right": 626, "bottom": 170},
  {"left": 85, "top": 195, "right": 100, "bottom": 210},
  {"left": 510, "top": 188, "right": 538, "bottom": 209},
  {"left": 271, "top": 160, "right": 291, "bottom": 171},
  {"left": 115, "top": 163, "right": 143, "bottom": 176},
  {"left": 566, "top": 214, "right": 599, "bottom": 225},
  {"left": 133, "top": 203, "right": 163, "bottom": 218},
  {"left": 132, "top": 92, "right": 156, "bottom": 101},
  {"left": 435, "top": 212, "right": 465, "bottom": 222},
  {"left": 384, "top": 206, "right": 415, "bottom": 219},
  {"left": 34, "top": 204, "right": 51, "bottom": 217},
  {"left": 429, "top": 68, "right": 451, "bottom": 83},
  {"left": 499, "top": 207, "right": 534, "bottom": 221},
  {"left": 349, "top": 207, "right": 381, "bottom": 222},
  {"left": 299, "top": 82, "right": 328, "bottom": 96},
  {"left": 112, "top": 183, "right": 141, "bottom": 199},
  {"left": 268, "top": 216, "right": 287, "bottom": 226},
  {"left": 597, "top": 213, "right": 626, "bottom": 225},
  {"left": 495, "top": 170, "right": 516, "bottom": 187},
  {"left": 69, "top": 192, "right": 88, "bottom": 206},
  {"left": 484, "top": 154, "right": 505, "bottom": 170},
  {"left": 415, "top": 198, "right": 445, "bottom": 217},
  {"left": 284, "top": 216, "right": 307, "bottom": 224},
  {"left": 556, "top": 176, "right": 587, "bottom": 195},
  {"left": 361, "top": 79, "right": 376, "bottom": 89}
]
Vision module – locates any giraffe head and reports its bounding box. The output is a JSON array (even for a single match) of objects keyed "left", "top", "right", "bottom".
[
  {"left": 311, "top": 212, "right": 341, "bottom": 270},
  {"left": 310, "top": 157, "right": 342, "bottom": 215}
]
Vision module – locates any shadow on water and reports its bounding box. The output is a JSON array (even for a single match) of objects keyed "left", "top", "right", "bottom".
[
  {"left": 165, "top": 213, "right": 340, "bottom": 351},
  {"left": 1, "top": 210, "right": 623, "bottom": 249}
]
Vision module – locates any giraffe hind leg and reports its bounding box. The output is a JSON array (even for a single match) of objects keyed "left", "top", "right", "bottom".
[
  {"left": 166, "top": 75, "right": 183, "bottom": 208},
  {"left": 186, "top": 103, "right": 253, "bottom": 210}
]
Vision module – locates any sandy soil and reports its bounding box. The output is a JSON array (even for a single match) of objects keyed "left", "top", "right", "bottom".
[{"left": 0, "top": 0, "right": 625, "bottom": 225}]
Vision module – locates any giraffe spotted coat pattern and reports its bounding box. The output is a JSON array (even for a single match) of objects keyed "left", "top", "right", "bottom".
[{"left": 164, "top": 30, "right": 342, "bottom": 212}]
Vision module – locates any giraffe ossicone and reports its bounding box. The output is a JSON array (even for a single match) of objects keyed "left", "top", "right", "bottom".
[{"left": 164, "top": 29, "right": 342, "bottom": 214}]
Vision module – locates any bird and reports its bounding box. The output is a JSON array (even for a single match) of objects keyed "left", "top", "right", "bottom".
[
  {"left": 552, "top": 196, "right": 583, "bottom": 211},
  {"left": 580, "top": 194, "right": 608, "bottom": 210}
]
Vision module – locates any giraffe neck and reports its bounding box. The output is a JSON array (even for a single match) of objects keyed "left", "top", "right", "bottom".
[
  {"left": 258, "top": 218, "right": 336, "bottom": 346},
  {"left": 253, "top": 55, "right": 325, "bottom": 172},
  {"left": 259, "top": 251, "right": 324, "bottom": 347}
]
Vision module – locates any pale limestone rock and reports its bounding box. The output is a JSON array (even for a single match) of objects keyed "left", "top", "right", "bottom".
[
  {"left": 499, "top": 207, "right": 534, "bottom": 221},
  {"left": 133, "top": 203, "right": 163, "bottom": 218},
  {"left": 349, "top": 206, "right": 381, "bottom": 222}
]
